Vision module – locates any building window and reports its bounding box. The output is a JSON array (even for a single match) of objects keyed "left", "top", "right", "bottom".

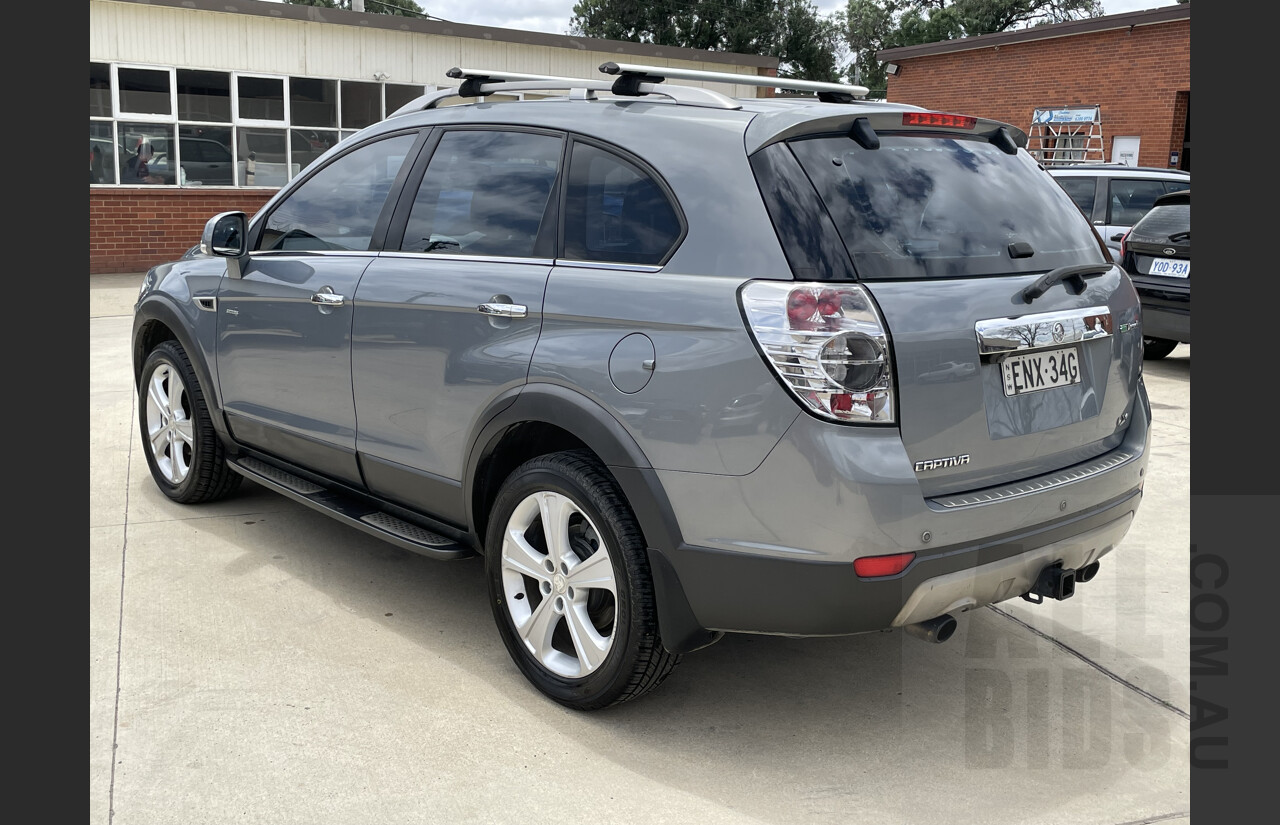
[
  {"left": 90, "top": 63, "right": 112, "bottom": 118},
  {"left": 341, "top": 81, "right": 381, "bottom": 130},
  {"left": 178, "top": 70, "right": 232, "bottom": 123},
  {"left": 237, "top": 75, "right": 286, "bottom": 122},
  {"left": 291, "top": 78, "right": 338, "bottom": 128},
  {"left": 90, "top": 62, "right": 425, "bottom": 188},
  {"left": 118, "top": 66, "right": 172, "bottom": 117}
]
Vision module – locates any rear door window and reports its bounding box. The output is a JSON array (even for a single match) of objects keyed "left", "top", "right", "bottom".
[
  {"left": 1105, "top": 178, "right": 1171, "bottom": 227},
  {"left": 400, "top": 129, "right": 562, "bottom": 258},
  {"left": 788, "top": 135, "right": 1104, "bottom": 280},
  {"left": 562, "top": 142, "right": 683, "bottom": 266}
]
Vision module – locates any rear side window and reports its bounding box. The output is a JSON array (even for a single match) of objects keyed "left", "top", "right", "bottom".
[
  {"left": 1056, "top": 177, "right": 1097, "bottom": 217},
  {"left": 788, "top": 135, "right": 1104, "bottom": 280},
  {"left": 257, "top": 133, "right": 415, "bottom": 252},
  {"left": 562, "top": 142, "right": 682, "bottom": 265},
  {"left": 401, "top": 130, "right": 562, "bottom": 258},
  {"left": 1106, "top": 179, "right": 1171, "bottom": 227}
]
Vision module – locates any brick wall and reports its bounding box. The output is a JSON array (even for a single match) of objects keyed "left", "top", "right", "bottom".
[
  {"left": 90, "top": 188, "right": 276, "bottom": 274},
  {"left": 884, "top": 19, "right": 1190, "bottom": 169}
]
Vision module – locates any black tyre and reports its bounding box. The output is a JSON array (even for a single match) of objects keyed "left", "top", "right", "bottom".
[
  {"left": 485, "top": 450, "right": 679, "bottom": 710},
  {"left": 138, "top": 340, "right": 242, "bottom": 504},
  {"left": 1142, "top": 337, "right": 1179, "bottom": 360}
]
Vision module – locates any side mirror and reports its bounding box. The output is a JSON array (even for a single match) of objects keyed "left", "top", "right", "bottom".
[
  {"left": 201, "top": 211, "right": 249, "bottom": 278},
  {"left": 202, "top": 211, "right": 247, "bottom": 257}
]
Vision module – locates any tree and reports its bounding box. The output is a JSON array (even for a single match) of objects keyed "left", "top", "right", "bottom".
[
  {"left": 569, "top": 0, "right": 847, "bottom": 82},
  {"left": 284, "top": 0, "right": 427, "bottom": 17},
  {"left": 844, "top": 0, "right": 1103, "bottom": 95}
]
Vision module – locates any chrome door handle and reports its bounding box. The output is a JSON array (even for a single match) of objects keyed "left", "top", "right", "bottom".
[
  {"left": 311, "top": 286, "right": 344, "bottom": 315},
  {"left": 477, "top": 302, "right": 527, "bottom": 318}
]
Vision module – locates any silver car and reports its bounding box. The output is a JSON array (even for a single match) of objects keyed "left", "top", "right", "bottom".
[
  {"left": 1048, "top": 164, "right": 1191, "bottom": 262},
  {"left": 133, "top": 65, "right": 1150, "bottom": 709}
]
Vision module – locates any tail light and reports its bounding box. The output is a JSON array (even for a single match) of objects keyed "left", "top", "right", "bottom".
[
  {"left": 1119, "top": 228, "right": 1132, "bottom": 260},
  {"left": 740, "top": 281, "right": 895, "bottom": 424}
]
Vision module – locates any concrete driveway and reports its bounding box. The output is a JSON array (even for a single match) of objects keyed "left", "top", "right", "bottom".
[{"left": 91, "top": 272, "right": 1191, "bottom": 825}]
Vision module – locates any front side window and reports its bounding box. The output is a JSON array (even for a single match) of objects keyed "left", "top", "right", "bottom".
[
  {"left": 789, "top": 135, "right": 1105, "bottom": 280},
  {"left": 562, "top": 143, "right": 682, "bottom": 265},
  {"left": 1056, "top": 177, "right": 1097, "bottom": 217},
  {"left": 401, "top": 130, "right": 562, "bottom": 258},
  {"left": 258, "top": 133, "right": 417, "bottom": 252}
]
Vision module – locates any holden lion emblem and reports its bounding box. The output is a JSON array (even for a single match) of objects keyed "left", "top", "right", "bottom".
[{"left": 1052, "top": 321, "right": 1066, "bottom": 343}]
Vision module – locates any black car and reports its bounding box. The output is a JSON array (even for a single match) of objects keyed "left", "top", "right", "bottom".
[{"left": 1119, "top": 189, "right": 1190, "bottom": 359}]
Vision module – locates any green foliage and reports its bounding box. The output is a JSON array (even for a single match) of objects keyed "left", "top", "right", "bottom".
[
  {"left": 844, "top": 0, "right": 1103, "bottom": 94},
  {"left": 569, "top": 0, "right": 847, "bottom": 81}
]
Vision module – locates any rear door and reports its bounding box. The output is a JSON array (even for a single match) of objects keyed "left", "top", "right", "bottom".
[
  {"left": 774, "top": 123, "right": 1144, "bottom": 497},
  {"left": 350, "top": 127, "right": 563, "bottom": 525}
]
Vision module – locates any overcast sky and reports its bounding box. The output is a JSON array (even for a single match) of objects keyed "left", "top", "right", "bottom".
[{"left": 408, "top": 1, "right": 1175, "bottom": 36}]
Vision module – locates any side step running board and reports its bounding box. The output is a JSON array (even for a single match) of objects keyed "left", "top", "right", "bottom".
[{"left": 228, "top": 457, "right": 473, "bottom": 561}]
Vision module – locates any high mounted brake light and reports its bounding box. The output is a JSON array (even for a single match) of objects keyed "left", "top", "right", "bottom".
[{"left": 902, "top": 112, "right": 977, "bottom": 129}]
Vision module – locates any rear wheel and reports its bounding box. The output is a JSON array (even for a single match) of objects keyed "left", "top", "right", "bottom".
[
  {"left": 485, "top": 450, "right": 679, "bottom": 710},
  {"left": 138, "top": 340, "right": 242, "bottom": 504},
  {"left": 1142, "top": 337, "right": 1179, "bottom": 360}
]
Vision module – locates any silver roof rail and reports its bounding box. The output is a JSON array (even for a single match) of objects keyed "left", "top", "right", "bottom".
[
  {"left": 387, "top": 67, "right": 742, "bottom": 117},
  {"left": 599, "top": 62, "right": 871, "bottom": 103}
]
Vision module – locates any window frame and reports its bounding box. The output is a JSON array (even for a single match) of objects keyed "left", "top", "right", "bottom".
[
  {"left": 383, "top": 125, "right": 568, "bottom": 262},
  {"left": 247, "top": 127, "right": 430, "bottom": 256},
  {"left": 232, "top": 71, "right": 290, "bottom": 127},
  {"left": 556, "top": 133, "right": 688, "bottom": 268},
  {"left": 113, "top": 63, "right": 176, "bottom": 121}
]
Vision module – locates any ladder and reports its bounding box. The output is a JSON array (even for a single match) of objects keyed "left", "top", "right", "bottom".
[{"left": 1027, "top": 105, "right": 1106, "bottom": 166}]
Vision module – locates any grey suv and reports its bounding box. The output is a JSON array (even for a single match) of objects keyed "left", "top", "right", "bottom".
[{"left": 133, "top": 65, "right": 1151, "bottom": 709}]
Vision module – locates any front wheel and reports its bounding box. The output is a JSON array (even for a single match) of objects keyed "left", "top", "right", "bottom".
[
  {"left": 485, "top": 450, "right": 679, "bottom": 710},
  {"left": 1142, "top": 337, "right": 1179, "bottom": 360},
  {"left": 138, "top": 340, "right": 242, "bottom": 504}
]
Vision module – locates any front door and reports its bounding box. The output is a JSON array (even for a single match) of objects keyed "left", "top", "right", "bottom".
[{"left": 217, "top": 132, "right": 421, "bottom": 484}]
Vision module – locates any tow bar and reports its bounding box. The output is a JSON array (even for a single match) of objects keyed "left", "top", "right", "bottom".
[{"left": 1022, "top": 562, "right": 1076, "bottom": 604}]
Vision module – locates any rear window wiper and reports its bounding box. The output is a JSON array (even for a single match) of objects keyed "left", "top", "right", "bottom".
[
  {"left": 1167, "top": 230, "right": 1190, "bottom": 242},
  {"left": 1021, "top": 263, "right": 1112, "bottom": 302}
]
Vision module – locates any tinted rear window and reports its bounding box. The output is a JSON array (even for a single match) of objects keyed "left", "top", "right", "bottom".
[
  {"left": 1129, "top": 203, "right": 1190, "bottom": 243},
  {"left": 788, "top": 135, "right": 1105, "bottom": 280}
]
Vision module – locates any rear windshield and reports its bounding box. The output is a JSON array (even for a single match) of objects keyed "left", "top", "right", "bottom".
[
  {"left": 788, "top": 134, "right": 1106, "bottom": 280},
  {"left": 1129, "top": 203, "right": 1190, "bottom": 243}
]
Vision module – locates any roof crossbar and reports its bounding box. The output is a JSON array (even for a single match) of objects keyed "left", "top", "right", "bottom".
[
  {"left": 388, "top": 67, "right": 743, "bottom": 117},
  {"left": 599, "top": 62, "right": 871, "bottom": 103}
]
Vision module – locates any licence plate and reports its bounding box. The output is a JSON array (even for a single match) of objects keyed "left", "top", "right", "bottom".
[
  {"left": 1001, "top": 346, "right": 1080, "bottom": 397},
  {"left": 1149, "top": 258, "right": 1190, "bottom": 278}
]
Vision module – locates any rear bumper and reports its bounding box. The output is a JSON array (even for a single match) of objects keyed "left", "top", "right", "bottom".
[
  {"left": 1141, "top": 304, "right": 1190, "bottom": 342},
  {"left": 648, "top": 382, "right": 1150, "bottom": 640}
]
